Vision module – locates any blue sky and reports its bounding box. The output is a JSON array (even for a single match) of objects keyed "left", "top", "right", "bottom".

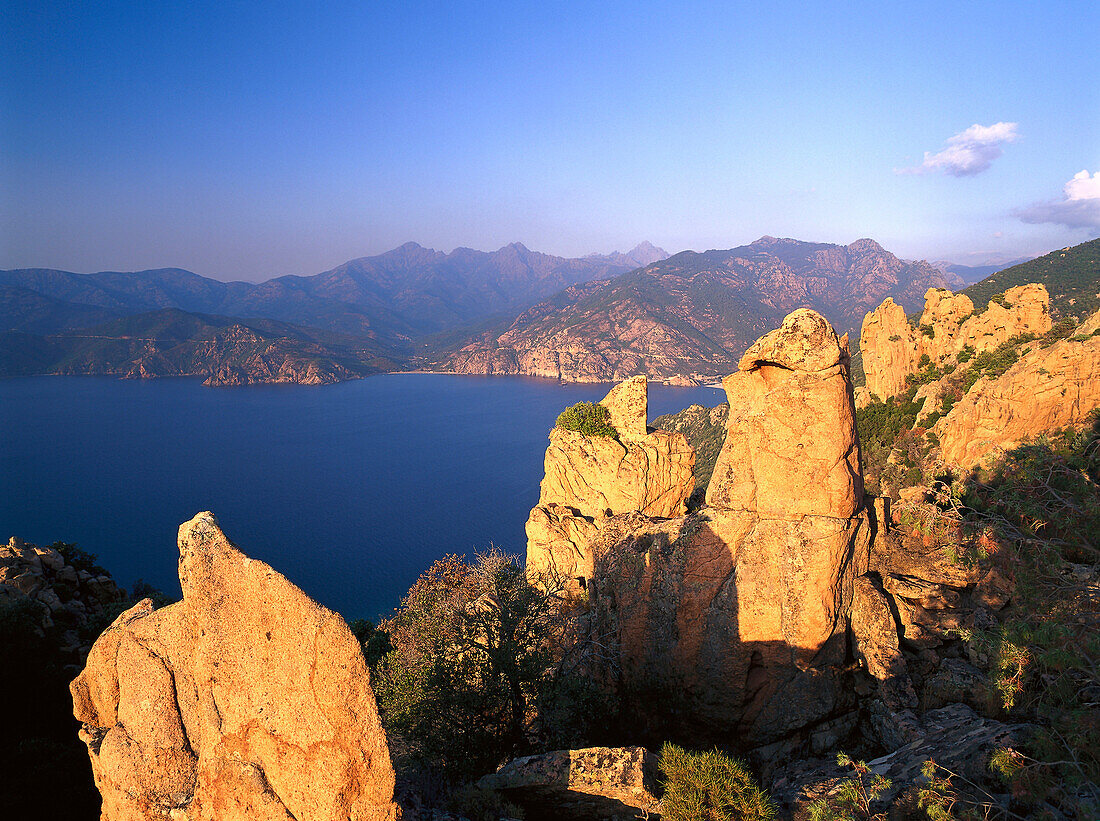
[{"left": 2, "top": 0, "right": 1098, "bottom": 280}]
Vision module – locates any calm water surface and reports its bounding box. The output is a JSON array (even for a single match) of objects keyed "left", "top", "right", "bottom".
[{"left": 1, "top": 374, "right": 721, "bottom": 619}]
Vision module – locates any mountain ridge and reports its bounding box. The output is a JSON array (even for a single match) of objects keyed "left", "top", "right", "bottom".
[{"left": 441, "top": 236, "right": 960, "bottom": 383}]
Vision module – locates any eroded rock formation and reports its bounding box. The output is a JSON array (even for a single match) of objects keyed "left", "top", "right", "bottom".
[
  {"left": 70, "top": 512, "right": 397, "bottom": 821},
  {"left": 586, "top": 310, "right": 873, "bottom": 748},
  {"left": 860, "top": 284, "right": 1052, "bottom": 402},
  {"left": 934, "top": 329, "right": 1100, "bottom": 467},
  {"left": 858, "top": 298, "right": 921, "bottom": 402},
  {"left": 525, "top": 376, "right": 695, "bottom": 581}
]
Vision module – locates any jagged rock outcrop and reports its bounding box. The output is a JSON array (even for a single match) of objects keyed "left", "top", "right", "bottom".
[
  {"left": 857, "top": 298, "right": 921, "bottom": 403},
  {"left": 706, "top": 312, "right": 862, "bottom": 518},
  {"left": 70, "top": 512, "right": 397, "bottom": 821},
  {"left": 588, "top": 310, "right": 873, "bottom": 749},
  {"left": 525, "top": 376, "right": 695, "bottom": 581},
  {"left": 860, "top": 284, "right": 1052, "bottom": 402},
  {"left": 0, "top": 537, "right": 124, "bottom": 654},
  {"left": 477, "top": 746, "right": 661, "bottom": 821},
  {"left": 935, "top": 330, "right": 1100, "bottom": 467}
]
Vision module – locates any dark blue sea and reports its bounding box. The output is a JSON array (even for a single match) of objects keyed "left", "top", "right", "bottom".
[{"left": 0, "top": 375, "right": 721, "bottom": 620}]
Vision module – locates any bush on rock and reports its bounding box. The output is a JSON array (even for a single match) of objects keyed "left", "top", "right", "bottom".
[{"left": 555, "top": 401, "right": 618, "bottom": 438}]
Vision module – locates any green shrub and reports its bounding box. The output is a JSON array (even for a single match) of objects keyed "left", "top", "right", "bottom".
[
  {"left": 348, "top": 618, "right": 393, "bottom": 666},
  {"left": 555, "top": 401, "right": 618, "bottom": 437},
  {"left": 956, "top": 344, "right": 976, "bottom": 363},
  {"left": 807, "top": 753, "right": 891, "bottom": 821},
  {"left": 959, "top": 335, "right": 1035, "bottom": 393},
  {"left": 1040, "top": 317, "right": 1077, "bottom": 346},
  {"left": 944, "top": 418, "right": 1100, "bottom": 815},
  {"left": 856, "top": 388, "right": 926, "bottom": 494},
  {"left": 371, "top": 551, "right": 572, "bottom": 783},
  {"left": 51, "top": 541, "right": 108, "bottom": 576},
  {"left": 659, "top": 742, "right": 776, "bottom": 821}
]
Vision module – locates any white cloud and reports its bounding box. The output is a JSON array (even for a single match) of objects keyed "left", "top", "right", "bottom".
[
  {"left": 1014, "top": 170, "right": 1100, "bottom": 230},
  {"left": 898, "top": 122, "right": 1019, "bottom": 176}
]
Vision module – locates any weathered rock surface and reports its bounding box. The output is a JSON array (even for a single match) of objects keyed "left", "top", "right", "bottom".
[
  {"left": 525, "top": 377, "right": 694, "bottom": 581},
  {"left": 70, "top": 512, "right": 397, "bottom": 821},
  {"left": 858, "top": 298, "right": 921, "bottom": 402},
  {"left": 587, "top": 310, "right": 873, "bottom": 748},
  {"left": 859, "top": 284, "right": 1052, "bottom": 402},
  {"left": 935, "top": 332, "right": 1100, "bottom": 467},
  {"left": 477, "top": 746, "right": 661, "bottom": 821},
  {"left": 598, "top": 375, "right": 648, "bottom": 438},
  {"left": 707, "top": 310, "right": 862, "bottom": 518}
]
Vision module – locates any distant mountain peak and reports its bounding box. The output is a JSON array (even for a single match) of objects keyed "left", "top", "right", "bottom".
[
  {"left": 624, "top": 241, "right": 669, "bottom": 265},
  {"left": 585, "top": 242, "right": 670, "bottom": 268},
  {"left": 847, "top": 238, "right": 886, "bottom": 254}
]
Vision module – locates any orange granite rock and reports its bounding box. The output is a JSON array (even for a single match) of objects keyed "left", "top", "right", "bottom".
[{"left": 71, "top": 512, "right": 397, "bottom": 821}]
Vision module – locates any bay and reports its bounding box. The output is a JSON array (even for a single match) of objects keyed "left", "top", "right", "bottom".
[{"left": 0, "top": 374, "right": 721, "bottom": 620}]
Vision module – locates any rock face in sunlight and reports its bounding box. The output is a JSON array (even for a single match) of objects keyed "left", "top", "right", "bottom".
[
  {"left": 525, "top": 375, "right": 695, "bottom": 582},
  {"left": 859, "top": 284, "right": 1052, "bottom": 403},
  {"left": 70, "top": 512, "right": 397, "bottom": 821},
  {"left": 588, "top": 310, "right": 873, "bottom": 748},
  {"left": 858, "top": 298, "right": 922, "bottom": 402},
  {"left": 934, "top": 325, "right": 1100, "bottom": 467}
]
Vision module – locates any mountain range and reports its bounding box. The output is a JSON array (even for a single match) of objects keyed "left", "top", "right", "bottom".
[
  {"left": 442, "top": 236, "right": 965, "bottom": 382},
  {"left": 0, "top": 242, "right": 667, "bottom": 383},
  {"left": 5, "top": 236, "right": 1093, "bottom": 386}
]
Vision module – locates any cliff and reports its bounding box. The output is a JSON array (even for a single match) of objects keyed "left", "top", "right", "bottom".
[
  {"left": 519, "top": 311, "right": 874, "bottom": 751},
  {"left": 859, "top": 284, "right": 1052, "bottom": 403},
  {"left": 934, "top": 325, "right": 1100, "bottom": 467},
  {"left": 70, "top": 512, "right": 397, "bottom": 821},
  {"left": 0, "top": 309, "right": 388, "bottom": 386},
  {"left": 584, "top": 311, "right": 873, "bottom": 749}
]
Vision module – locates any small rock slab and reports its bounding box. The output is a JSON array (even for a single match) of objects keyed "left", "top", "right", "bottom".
[{"left": 478, "top": 746, "right": 661, "bottom": 821}]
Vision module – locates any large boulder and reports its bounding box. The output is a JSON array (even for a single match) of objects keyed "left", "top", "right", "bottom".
[
  {"left": 935, "top": 332, "right": 1100, "bottom": 468},
  {"left": 589, "top": 310, "right": 873, "bottom": 748},
  {"left": 70, "top": 512, "right": 397, "bottom": 821},
  {"left": 526, "top": 376, "right": 695, "bottom": 582}
]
